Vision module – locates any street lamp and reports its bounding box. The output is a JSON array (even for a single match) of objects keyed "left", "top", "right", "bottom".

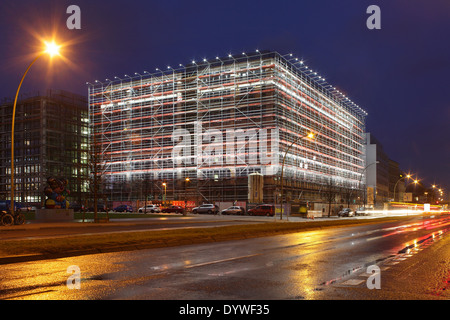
[
  {"left": 405, "top": 179, "right": 419, "bottom": 202},
  {"left": 393, "top": 174, "right": 412, "bottom": 202},
  {"left": 357, "top": 161, "right": 379, "bottom": 207},
  {"left": 162, "top": 182, "right": 167, "bottom": 201},
  {"left": 278, "top": 132, "right": 316, "bottom": 220},
  {"left": 431, "top": 185, "right": 444, "bottom": 203},
  {"left": 184, "top": 177, "right": 190, "bottom": 214},
  {"left": 10, "top": 41, "right": 61, "bottom": 214},
  {"left": 44, "top": 41, "right": 61, "bottom": 57}
]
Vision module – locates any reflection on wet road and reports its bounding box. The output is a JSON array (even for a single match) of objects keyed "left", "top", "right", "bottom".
[{"left": 1, "top": 214, "right": 450, "bottom": 300}]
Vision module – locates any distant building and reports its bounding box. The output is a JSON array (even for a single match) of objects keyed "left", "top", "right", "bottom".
[
  {"left": 364, "top": 133, "right": 390, "bottom": 206},
  {"left": 0, "top": 90, "right": 89, "bottom": 207}
]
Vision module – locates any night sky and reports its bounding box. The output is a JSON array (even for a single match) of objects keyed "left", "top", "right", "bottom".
[{"left": 1, "top": 0, "right": 449, "bottom": 193}]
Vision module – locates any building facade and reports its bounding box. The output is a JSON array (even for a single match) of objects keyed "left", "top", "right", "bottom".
[
  {"left": 89, "top": 51, "right": 367, "bottom": 208},
  {"left": 364, "top": 132, "right": 390, "bottom": 206},
  {"left": 0, "top": 90, "right": 89, "bottom": 207}
]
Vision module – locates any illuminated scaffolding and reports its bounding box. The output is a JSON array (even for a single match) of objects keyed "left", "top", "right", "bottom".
[{"left": 88, "top": 50, "right": 367, "bottom": 205}]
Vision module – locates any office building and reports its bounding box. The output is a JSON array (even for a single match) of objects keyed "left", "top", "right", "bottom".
[
  {"left": 88, "top": 51, "right": 367, "bottom": 208},
  {"left": 0, "top": 90, "right": 89, "bottom": 206}
]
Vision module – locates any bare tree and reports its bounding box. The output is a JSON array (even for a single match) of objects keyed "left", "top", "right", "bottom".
[
  {"left": 341, "top": 187, "right": 353, "bottom": 208},
  {"left": 321, "top": 178, "right": 338, "bottom": 217},
  {"left": 88, "top": 133, "right": 107, "bottom": 222}
]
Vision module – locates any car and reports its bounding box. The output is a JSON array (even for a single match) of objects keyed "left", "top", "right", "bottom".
[
  {"left": 192, "top": 204, "right": 219, "bottom": 214},
  {"left": 338, "top": 208, "right": 354, "bottom": 217},
  {"left": 0, "top": 201, "right": 21, "bottom": 213},
  {"left": 114, "top": 204, "right": 133, "bottom": 213},
  {"left": 248, "top": 204, "right": 275, "bottom": 216},
  {"left": 138, "top": 205, "right": 160, "bottom": 213},
  {"left": 18, "top": 203, "right": 33, "bottom": 211},
  {"left": 221, "top": 206, "right": 246, "bottom": 215},
  {"left": 88, "top": 203, "right": 108, "bottom": 212},
  {"left": 69, "top": 203, "right": 83, "bottom": 212},
  {"left": 161, "top": 205, "right": 184, "bottom": 214},
  {"left": 355, "top": 207, "right": 372, "bottom": 216}
]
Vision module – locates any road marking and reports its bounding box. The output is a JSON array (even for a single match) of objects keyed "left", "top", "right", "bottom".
[
  {"left": 148, "top": 253, "right": 262, "bottom": 273},
  {"left": 358, "top": 273, "right": 372, "bottom": 277},
  {"left": 184, "top": 253, "right": 261, "bottom": 269},
  {"left": 393, "top": 257, "right": 407, "bottom": 261},
  {"left": 341, "top": 279, "right": 365, "bottom": 286}
]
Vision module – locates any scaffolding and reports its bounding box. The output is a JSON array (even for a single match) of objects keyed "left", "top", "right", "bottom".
[{"left": 88, "top": 51, "right": 367, "bottom": 206}]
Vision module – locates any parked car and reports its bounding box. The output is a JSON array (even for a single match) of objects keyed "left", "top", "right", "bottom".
[
  {"left": 192, "top": 204, "right": 219, "bottom": 214},
  {"left": 338, "top": 208, "right": 354, "bottom": 217},
  {"left": 0, "top": 201, "right": 21, "bottom": 213},
  {"left": 355, "top": 207, "right": 372, "bottom": 216},
  {"left": 248, "top": 204, "right": 275, "bottom": 216},
  {"left": 161, "top": 205, "right": 184, "bottom": 214},
  {"left": 18, "top": 203, "right": 33, "bottom": 211},
  {"left": 69, "top": 203, "right": 83, "bottom": 212},
  {"left": 221, "top": 206, "right": 246, "bottom": 215},
  {"left": 114, "top": 205, "right": 133, "bottom": 213},
  {"left": 138, "top": 205, "right": 161, "bottom": 213},
  {"left": 88, "top": 203, "right": 108, "bottom": 212}
]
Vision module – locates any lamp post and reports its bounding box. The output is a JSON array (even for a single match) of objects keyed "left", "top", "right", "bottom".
[
  {"left": 431, "top": 185, "right": 444, "bottom": 203},
  {"left": 184, "top": 177, "right": 190, "bottom": 215},
  {"left": 404, "top": 179, "right": 419, "bottom": 203},
  {"left": 278, "top": 132, "right": 316, "bottom": 220},
  {"left": 393, "top": 174, "right": 413, "bottom": 202},
  {"left": 162, "top": 182, "right": 167, "bottom": 202},
  {"left": 356, "top": 161, "right": 379, "bottom": 207},
  {"left": 10, "top": 42, "right": 60, "bottom": 214}
]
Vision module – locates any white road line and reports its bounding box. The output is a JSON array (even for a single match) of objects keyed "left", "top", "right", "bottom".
[
  {"left": 341, "top": 279, "right": 365, "bottom": 286},
  {"left": 184, "top": 253, "right": 261, "bottom": 269}
]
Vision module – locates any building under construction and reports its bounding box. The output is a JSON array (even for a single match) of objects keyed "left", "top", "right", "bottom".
[
  {"left": 0, "top": 90, "right": 89, "bottom": 207},
  {"left": 88, "top": 50, "right": 367, "bottom": 210}
]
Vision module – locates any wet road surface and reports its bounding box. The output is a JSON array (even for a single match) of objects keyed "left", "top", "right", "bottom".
[
  {"left": 0, "top": 214, "right": 265, "bottom": 240},
  {"left": 1, "top": 214, "right": 450, "bottom": 300}
]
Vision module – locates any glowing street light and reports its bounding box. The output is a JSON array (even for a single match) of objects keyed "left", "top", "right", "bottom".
[
  {"left": 10, "top": 40, "right": 61, "bottom": 214},
  {"left": 44, "top": 41, "right": 61, "bottom": 57}
]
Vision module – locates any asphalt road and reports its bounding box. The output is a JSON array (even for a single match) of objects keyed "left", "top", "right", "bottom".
[
  {"left": 0, "top": 214, "right": 266, "bottom": 241},
  {"left": 1, "top": 214, "right": 450, "bottom": 302},
  {"left": 0, "top": 212, "right": 404, "bottom": 241}
]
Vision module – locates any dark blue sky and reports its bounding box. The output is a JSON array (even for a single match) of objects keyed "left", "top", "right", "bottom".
[{"left": 1, "top": 0, "right": 449, "bottom": 192}]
